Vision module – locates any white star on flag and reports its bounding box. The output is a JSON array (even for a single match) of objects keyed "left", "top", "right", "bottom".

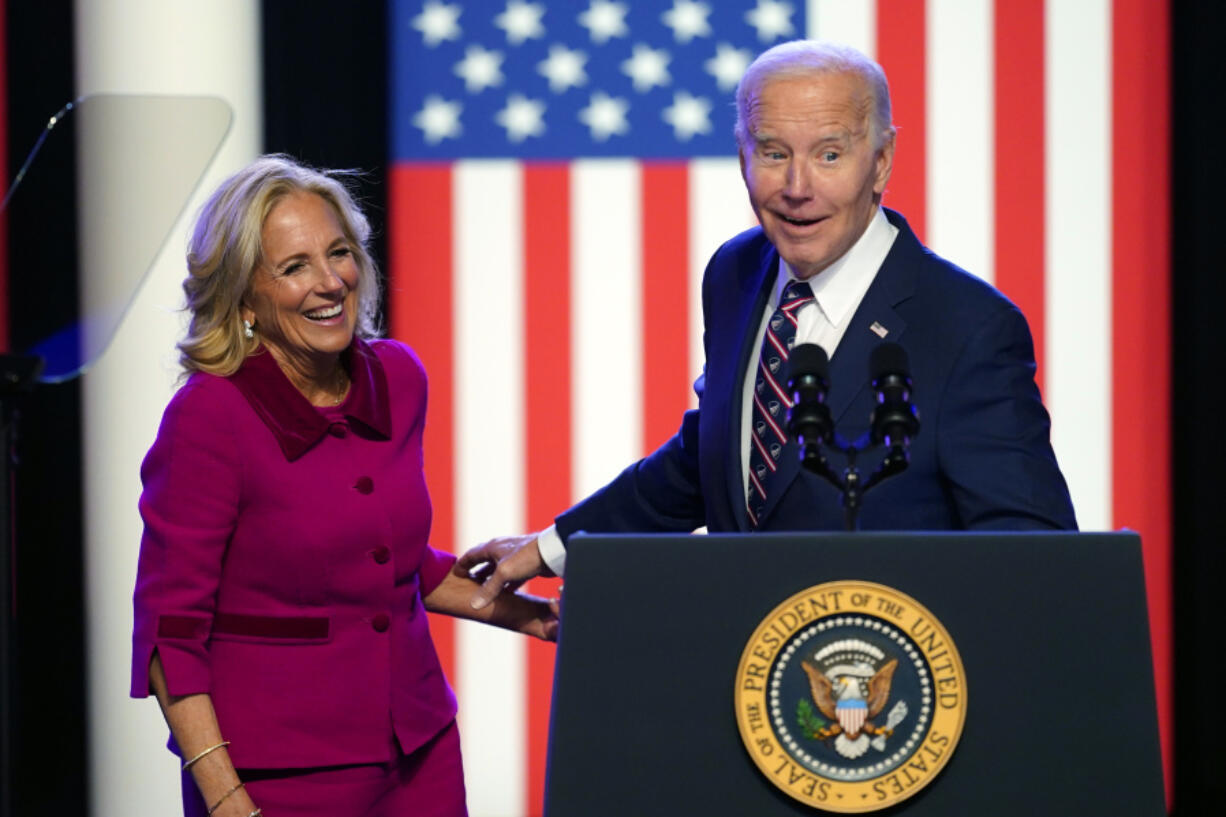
[
  {"left": 705, "top": 42, "right": 752, "bottom": 91},
  {"left": 412, "top": 94, "right": 463, "bottom": 143},
  {"left": 745, "top": 0, "right": 795, "bottom": 42},
  {"left": 495, "top": 0, "right": 546, "bottom": 46},
  {"left": 538, "top": 44, "right": 588, "bottom": 93},
  {"left": 577, "top": 0, "right": 628, "bottom": 44},
  {"left": 662, "top": 1, "right": 712, "bottom": 44},
  {"left": 496, "top": 93, "right": 546, "bottom": 141},
  {"left": 411, "top": 0, "right": 462, "bottom": 47},
  {"left": 454, "top": 44, "right": 505, "bottom": 93},
  {"left": 662, "top": 90, "right": 712, "bottom": 140},
  {"left": 622, "top": 44, "right": 671, "bottom": 92},
  {"left": 578, "top": 91, "right": 630, "bottom": 141}
]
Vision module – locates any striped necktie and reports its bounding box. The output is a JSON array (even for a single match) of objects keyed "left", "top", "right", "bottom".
[{"left": 747, "top": 280, "right": 815, "bottom": 528}]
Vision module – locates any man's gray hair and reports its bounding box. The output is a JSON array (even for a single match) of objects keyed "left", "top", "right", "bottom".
[{"left": 734, "top": 40, "right": 894, "bottom": 152}]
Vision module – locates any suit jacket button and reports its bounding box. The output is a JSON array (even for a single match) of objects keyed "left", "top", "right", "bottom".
[
  {"left": 372, "top": 546, "right": 391, "bottom": 564},
  {"left": 371, "top": 612, "right": 390, "bottom": 632},
  {"left": 354, "top": 476, "right": 374, "bottom": 494}
]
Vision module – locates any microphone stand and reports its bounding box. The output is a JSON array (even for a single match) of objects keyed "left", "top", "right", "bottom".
[
  {"left": 787, "top": 342, "right": 919, "bottom": 531},
  {"left": 796, "top": 433, "right": 911, "bottom": 531}
]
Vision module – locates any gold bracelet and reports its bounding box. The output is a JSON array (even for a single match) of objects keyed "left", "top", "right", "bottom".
[
  {"left": 206, "top": 781, "right": 245, "bottom": 815},
  {"left": 182, "top": 740, "right": 231, "bottom": 771}
]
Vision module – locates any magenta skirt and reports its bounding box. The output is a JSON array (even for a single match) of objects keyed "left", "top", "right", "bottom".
[{"left": 181, "top": 721, "right": 467, "bottom": 817}]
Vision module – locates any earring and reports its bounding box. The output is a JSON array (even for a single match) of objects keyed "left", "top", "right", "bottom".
[{"left": 243, "top": 319, "right": 255, "bottom": 339}]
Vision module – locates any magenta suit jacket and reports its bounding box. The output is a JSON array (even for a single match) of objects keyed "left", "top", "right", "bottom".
[{"left": 131, "top": 338, "right": 457, "bottom": 769}]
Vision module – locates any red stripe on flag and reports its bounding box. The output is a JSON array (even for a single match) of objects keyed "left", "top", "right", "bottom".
[
  {"left": 522, "top": 163, "right": 570, "bottom": 817},
  {"left": 993, "top": 0, "right": 1046, "bottom": 391},
  {"left": 641, "top": 163, "right": 692, "bottom": 451},
  {"left": 1111, "top": 0, "right": 1173, "bottom": 805},
  {"left": 388, "top": 165, "right": 457, "bottom": 689},
  {"left": 876, "top": 0, "right": 927, "bottom": 242}
]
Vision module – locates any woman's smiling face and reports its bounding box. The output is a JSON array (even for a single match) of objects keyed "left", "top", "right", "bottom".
[{"left": 242, "top": 191, "right": 360, "bottom": 371}]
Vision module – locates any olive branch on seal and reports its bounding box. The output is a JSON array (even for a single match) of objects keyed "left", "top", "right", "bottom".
[{"left": 796, "top": 698, "right": 828, "bottom": 739}]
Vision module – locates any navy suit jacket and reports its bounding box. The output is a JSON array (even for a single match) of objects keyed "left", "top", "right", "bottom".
[{"left": 556, "top": 208, "right": 1076, "bottom": 540}]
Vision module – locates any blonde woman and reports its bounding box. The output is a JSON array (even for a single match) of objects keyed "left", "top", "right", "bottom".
[{"left": 132, "top": 155, "right": 555, "bottom": 817}]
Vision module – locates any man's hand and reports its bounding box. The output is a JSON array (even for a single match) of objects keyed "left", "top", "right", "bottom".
[{"left": 456, "top": 534, "right": 550, "bottom": 610}]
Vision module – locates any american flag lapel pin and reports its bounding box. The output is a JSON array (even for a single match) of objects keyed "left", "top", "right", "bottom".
[{"left": 870, "top": 321, "right": 889, "bottom": 338}]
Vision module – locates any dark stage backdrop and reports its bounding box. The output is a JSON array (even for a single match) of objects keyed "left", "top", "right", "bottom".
[
  {"left": 1170, "top": 0, "right": 1226, "bottom": 811},
  {"left": 3, "top": 1, "right": 1222, "bottom": 815},
  {"left": 4, "top": 2, "right": 85, "bottom": 816}
]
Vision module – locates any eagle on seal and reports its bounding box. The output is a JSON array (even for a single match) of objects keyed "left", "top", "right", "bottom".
[{"left": 801, "top": 658, "right": 899, "bottom": 759}]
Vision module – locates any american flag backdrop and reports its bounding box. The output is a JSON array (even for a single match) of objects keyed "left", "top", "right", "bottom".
[{"left": 386, "top": 2, "right": 1171, "bottom": 815}]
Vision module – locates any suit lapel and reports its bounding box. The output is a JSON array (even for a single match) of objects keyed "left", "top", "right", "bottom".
[
  {"left": 828, "top": 284, "right": 907, "bottom": 426},
  {"left": 724, "top": 242, "right": 778, "bottom": 531},
  {"left": 828, "top": 210, "right": 919, "bottom": 424}
]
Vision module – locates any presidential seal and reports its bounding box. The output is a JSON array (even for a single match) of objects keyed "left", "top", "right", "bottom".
[{"left": 734, "top": 581, "right": 967, "bottom": 812}]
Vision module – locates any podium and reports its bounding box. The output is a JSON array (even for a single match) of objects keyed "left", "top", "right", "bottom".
[{"left": 544, "top": 532, "right": 1164, "bottom": 816}]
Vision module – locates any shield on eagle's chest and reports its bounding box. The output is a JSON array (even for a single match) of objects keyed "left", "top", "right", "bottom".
[{"left": 836, "top": 699, "right": 868, "bottom": 736}]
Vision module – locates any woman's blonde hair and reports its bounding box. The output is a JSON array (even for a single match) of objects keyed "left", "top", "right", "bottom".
[{"left": 178, "top": 154, "right": 382, "bottom": 376}]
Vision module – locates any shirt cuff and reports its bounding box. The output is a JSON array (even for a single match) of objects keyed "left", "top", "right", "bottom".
[{"left": 537, "top": 524, "right": 567, "bottom": 577}]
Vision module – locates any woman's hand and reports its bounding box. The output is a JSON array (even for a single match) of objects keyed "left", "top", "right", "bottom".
[
  {"left": 424, "top": 569, "right": 560, "bottom": 640},
  {"left": 486, "top": 589, "right": 560, "bottom": 641},
  {"left": 149, "top": 653, "right": 259, "bottom": 816}
]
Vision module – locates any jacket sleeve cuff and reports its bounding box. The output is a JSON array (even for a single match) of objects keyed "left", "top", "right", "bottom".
[
  {"left": 420, "top": 546, "right": 458, "bottom": 597},
  {"left": 130, "top": 614, "right": 213, "bottom": 698}
]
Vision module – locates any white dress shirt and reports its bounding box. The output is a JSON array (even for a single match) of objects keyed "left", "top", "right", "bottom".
[{"left": 538, "top": 208, "right": 898, "bottom": 576}]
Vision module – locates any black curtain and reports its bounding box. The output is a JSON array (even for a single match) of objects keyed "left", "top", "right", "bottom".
[
  {"left": 4, "top": 0, "right": 84, "bottom": 815},
  {"left": 261, "top": 1, "right": 390, "bottom": 293},
  {"left": 1171, "top": 0, "right": 1226, "bottom": 812}
]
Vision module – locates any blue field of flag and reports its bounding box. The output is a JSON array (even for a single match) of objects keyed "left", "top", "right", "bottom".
[{"left": 391, "top": 0, "right": 805, "bottom": 159}]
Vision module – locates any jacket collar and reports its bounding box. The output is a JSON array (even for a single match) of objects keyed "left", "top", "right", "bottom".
[
  {"left": 228, "top": 337, "right": 391, "bottom": 461},
  {"left": 825, "top": 207, "right": 918, "bottom": 424}
]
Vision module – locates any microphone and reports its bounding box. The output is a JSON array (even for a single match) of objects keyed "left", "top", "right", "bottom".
[
  {"left": 787, "top": 344, "right": 833, "bottom": 450},
  {"left": 869, "top": 343, "right": 920, "bottom": 448}
]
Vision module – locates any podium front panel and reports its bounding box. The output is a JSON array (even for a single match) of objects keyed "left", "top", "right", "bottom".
[{"left": 544, "top": 532, "right": 1164, "bottom": 816}]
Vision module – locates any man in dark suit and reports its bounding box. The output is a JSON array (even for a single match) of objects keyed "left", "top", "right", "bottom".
[{"left": 460, "top": 40, "right": 1076, "bottom": 608}]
